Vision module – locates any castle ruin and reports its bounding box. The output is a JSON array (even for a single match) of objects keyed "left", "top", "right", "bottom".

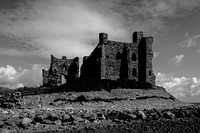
[
  {"left": 42, "top": 31, "right": 156, "bottom": 87},
  {"left": 42, "top": 55, "right": 79, "bottom": 86}
]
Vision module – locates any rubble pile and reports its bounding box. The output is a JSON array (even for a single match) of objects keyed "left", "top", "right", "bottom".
[{"left": 0, "top": 92, "right": 22, "bottom": 108}]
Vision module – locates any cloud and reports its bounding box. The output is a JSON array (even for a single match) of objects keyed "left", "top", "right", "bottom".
[
  {"left": 141, "top": 0, "right": 200, "bottom": 18},
  {"left": 0, "top": 0, "right": 199, "bottom": 59},
  {"left": 0, "top": 64, "right": 44, "bottom": 89},
  {"left": 0, "top": 0, "right": 128, "bottom": 59},
  {"left": 156, "top": 72, "right": 200, "bottom": 102},
  {"left": 181, "top": 32, "right": 200, "bottom": 48},
  {"left": 153, "top": 52, "right": 161, "bottom": 60},
  {"left": 172, "top": 54, "right": 184, "bottom": 65},
  {"left": 0, "top": 47, "right": 51, "bottom": 58}
]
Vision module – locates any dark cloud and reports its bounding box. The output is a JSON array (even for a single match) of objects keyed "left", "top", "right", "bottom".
[
  {"left": 0, "top": 0, "right": 199, "bottom": 58},
  {"left": 0, "top": 0, "right": 20, "bottom": 9}
]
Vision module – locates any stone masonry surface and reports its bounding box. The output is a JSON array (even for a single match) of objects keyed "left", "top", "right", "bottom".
[{"left": 81, "top": 31, "right": 156, "bottom": 85}]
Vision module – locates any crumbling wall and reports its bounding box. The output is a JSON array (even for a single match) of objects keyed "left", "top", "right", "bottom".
[
  {"left": 42, "top": 69, "right": 49, "bottom": 85},
  {"left": 145, "top": 36, "right": 155, "bottom": 85},
  {"left": 81, "top": 31, "right": 156, "bottom": 86},
  {"left": 138, "top": 37, "right": 147, "bottom": 82},
  {"left": 80, "top": 45, "right": 102, "bottom": 79},
  {"left": 42, "top": 55, "right": 79, "bottom": 87},
  {"left": 103, "top": 40, "right": 124, "bottom": 80},
  {"left": 135, "top": 32, "right": 155, "bottom": 85},
  {"left": 67, "top": 57, "right": 79, "bottom": 81},
  {"left": 127, "top": 43, "right": 138, "bottom": 81},
  {"left": 98, "top": 33, "right": 140, "bottom": 81}
]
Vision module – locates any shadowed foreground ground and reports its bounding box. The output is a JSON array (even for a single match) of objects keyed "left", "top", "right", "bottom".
[
  {"left": 36, "top": 117, "right": 200, "bottom": 133},
  {"left": 1, "top": 88, "right": 200, "bottom": 133}
]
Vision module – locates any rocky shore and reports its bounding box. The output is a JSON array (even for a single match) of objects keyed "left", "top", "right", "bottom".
[
  {"left": 0, "top": 89, "right": 199, "bottom": 132},
  {"left": 0, "top": 104, "right": 200, "bottom": 133}
]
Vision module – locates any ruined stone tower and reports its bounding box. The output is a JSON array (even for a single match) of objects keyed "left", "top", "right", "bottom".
[
  {"left": 42, "top": 55, "right": 79, "bottom": 86},
  {"left": 81, "top": 31, "right": 155, "bottom": 85}
]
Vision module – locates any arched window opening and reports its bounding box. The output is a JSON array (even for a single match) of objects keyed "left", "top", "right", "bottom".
[
  {"left": 149, "top": 70, "right": 152, "bottom": 76},
  {"left": 61, "top": 75, "right": 67, "bottom": 84},
  {"left": 132, "top": 68, "right": 137, "bottom": 77},
  {"left": 116, "top": 52, "right": 121, "bottom": 60},
  {"left": 132, "top": 53, "right": 137, "bottom": 61},
  {"left": 63, "top": 64, "right": 66, "bottom": 71}
]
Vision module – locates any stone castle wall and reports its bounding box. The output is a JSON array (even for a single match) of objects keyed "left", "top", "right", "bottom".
[
  {"left": 80, "top": 45, "right": 102, "bottom": 79},
  {"left": 81, "top": 31, "right": 155, "bottom": 85}
]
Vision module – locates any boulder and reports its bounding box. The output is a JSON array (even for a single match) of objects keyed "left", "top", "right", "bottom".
[
  {"left": 179, "top": 111, "right": 186, "bottom": 118},
  {"left": 106, "top": 111, "right": 119, "bottom": 120},
  {"left": 118, "top": 112, "right": 135, "bottom": 121},
  {"left": 163, "top": 111, "right": 175, "bottom": 119},
  {"left": 54, "top": 120, "right": 62, "bottom": 126},
  {"left": 2, "top": 110, "right": 8, "bottom": 114},
  {"left": 20, "top": 117, "right": 32, "bottom": 128},
  {"left": 151, "top": 113, "right": 159, "bottom": 120},
  {"left": 49, "top": 112, "right": 59, "bottom": 121},
  {"left": 138, "top": 110, "right": 147, "bottom": 120},
  {"left": 72, "top": 115, "right": 85, "bottom": 122},
  {"left": 157, "top": 111, "right": 164, "bottom": 118},
  {"left": 174, "top": 110, "right": 185, "bottom": 118},
  {"left": 34, "top": 113, "right": 50, "bottom": 123},
  {"left": 41, "top": 112, "right": 50, "bottom": 119},
  {"left": 21, "top": 117, "right": 32, "bottom": 126},
  {"left": 82, "top": 113, "right": 96, "bottom": 122},
  {"left": 28, "top": 113, "right": 35, "bottom": 119},
  {"left": 29, "top": 109, "right": 36, "bottom": 114},
  {"left": 13, "top": 92, "right": 21, "bottom": 99},
  {"left": 42, "top": 119, "right": 54, "bottom": 124},
  {"left": 62, "top": 113, "right": 72, "bottom": 122},
  {"left": 129, "top": 114, "right": 137, "bottom": 119},
  {"left": 96, "top": 113, "right": 106, "bottom": 120}
]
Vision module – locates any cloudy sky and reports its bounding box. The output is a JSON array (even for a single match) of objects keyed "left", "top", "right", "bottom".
[{"left": 0, "top": 0, "right": 200, "bottom": 102}]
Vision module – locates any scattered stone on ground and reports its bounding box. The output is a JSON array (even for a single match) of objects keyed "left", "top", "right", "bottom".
[
  {"left": 0, "top": 89, "right": 199, "bottom": 132},
  {"left": 0, "top": 103, "right": 199, "bottom": 132}
]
